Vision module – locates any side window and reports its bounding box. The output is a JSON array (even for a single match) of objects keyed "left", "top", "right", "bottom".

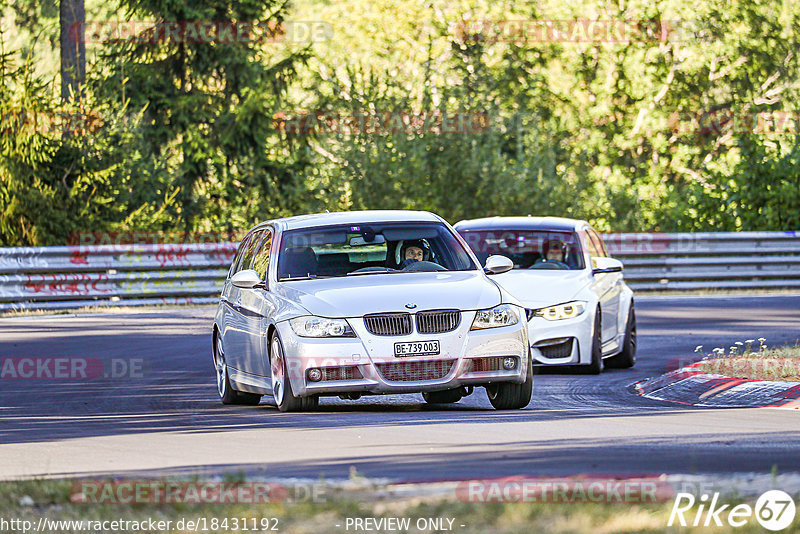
[
  {"left": 588, "top": 229, "right": 608, "bottom": 257},
  {"left": 229, "top": 234, "right": 253, "bottom": 276},
  {"left": 583, "top": 230, "right": 601, "bottom": 258},
  {"left": 596, "top": 230, "right": 610, "bottom": 257},
  {"left": 239, "top": 229, "right": 264, "bottom": 272},
  {"left": 251, "top": 230, "right": 273, "bottom": 280}
]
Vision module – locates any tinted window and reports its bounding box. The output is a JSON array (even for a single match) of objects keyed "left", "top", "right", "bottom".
[
  {"left": 251, "top": 230, "right": 273, "bottom": 279},
  {"left": 585, "top": 229, "right": 606, "bottom": 258},
  {"left": 229, "top": 233, "right": 253, "bottom": 276},
  {"left": 458, "top": 229, "right": 585, "bottom": 270},
  {"left": 238, "top": 229, "right": 263, "bottom": 272},
  {"left": 589, "top": 228, "right": 609, "bottom": 257},
  {"left": 277, "top": 223, "right": 477, "bottom": 280}
]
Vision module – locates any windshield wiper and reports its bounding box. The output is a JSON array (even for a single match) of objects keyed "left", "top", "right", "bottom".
[
  {"left": 278, "top": 275, "right": 332, "bottom": 281},
  {"left": 346, "top": 269, "right": 399, "bottom": 276}
]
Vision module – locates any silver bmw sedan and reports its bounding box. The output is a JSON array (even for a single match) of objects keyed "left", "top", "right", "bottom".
[{"left": 212, "top": 210, "right": 532, "bottom": 411}]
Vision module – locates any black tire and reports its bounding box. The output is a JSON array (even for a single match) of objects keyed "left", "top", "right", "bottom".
[
  {"left": 270, "top": 334, "right": 319, "bottom": 412},
  {"left": 486, "top": 354, "right": 533, "bottom": 410},
  {"left": 605, "top": 304, "right": 636, "bottom": 369},
  {"left": 213, "top": 332, "right": 262, "bottom": 406},
  {"left": 423, "top": 388, "right": 464, "bottom": 404},
  {"left": 579, "top": 308, "right": 603, "bottom": 375}
]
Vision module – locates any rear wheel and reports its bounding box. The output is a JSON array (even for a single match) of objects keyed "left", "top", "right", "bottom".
[
  {"left": 605, "top": 304, "right": 636, "bottom": 369},
  {"left": 423, "top": 388, "right": 464, "bottom": 404},
  {"left": 485, "top": 355, "right": 533, "bottom": 410},
  {"left": 270, "top": 334, "right": 319, "bottom": 412},
  {"left": 213, "top": 333, "right": 261, "bottom": 406}
]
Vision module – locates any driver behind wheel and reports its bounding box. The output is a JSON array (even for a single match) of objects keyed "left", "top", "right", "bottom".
[
  {"left": 399, "top": 239, "right": 432, "bottom": 268},
  {"left": 534, "top": 239, "right": 569, "bottom": 268}
]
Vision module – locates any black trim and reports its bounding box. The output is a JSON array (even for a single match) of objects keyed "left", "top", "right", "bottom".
[{"left": 222, "top": 299, "right": 266, "bottom": 319}]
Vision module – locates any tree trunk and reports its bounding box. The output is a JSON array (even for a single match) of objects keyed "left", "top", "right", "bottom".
[{"left": 59, "top": 0, "right": 85, "bottom": 102}]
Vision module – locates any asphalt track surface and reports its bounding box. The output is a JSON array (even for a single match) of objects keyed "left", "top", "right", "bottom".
[{"left": 1, "top": 294, "right": 799, "bottom": 482}]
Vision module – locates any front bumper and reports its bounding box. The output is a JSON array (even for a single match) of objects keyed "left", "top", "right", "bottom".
[
  {"left": 276, "top": 311, "right": 528, "bottom": 397},
  {"left": 528, "top": 308, "right": 594, "bottom": 367}
]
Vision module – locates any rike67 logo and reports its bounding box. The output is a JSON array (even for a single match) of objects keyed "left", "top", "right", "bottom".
[{"left": 669, "top": 490, "right": 796, "bottom": 531}]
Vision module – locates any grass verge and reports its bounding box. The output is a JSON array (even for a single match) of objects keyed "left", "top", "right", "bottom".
[
  {"left": 1, "top": 479, "right": 798, "bottom": 533},
  {"left": 697, "top": 344, "right": 800, "bottom": 381}
]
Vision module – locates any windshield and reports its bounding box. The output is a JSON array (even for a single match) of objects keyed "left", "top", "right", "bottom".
[
  {"left": 457, "top": 229, "right": 585, "bottom": 271},
  {"left": 277, "top": 222, "right": 477, "bottom": 280}
]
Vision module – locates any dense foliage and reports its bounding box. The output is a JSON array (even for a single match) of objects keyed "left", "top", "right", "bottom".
[{"left": 1, "top": 0, "right": 799, "bottom": 245}]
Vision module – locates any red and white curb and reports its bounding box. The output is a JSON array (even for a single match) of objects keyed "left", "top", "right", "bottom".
[{"left": 634, "top": 363, "right": 800, "bottom": 409}]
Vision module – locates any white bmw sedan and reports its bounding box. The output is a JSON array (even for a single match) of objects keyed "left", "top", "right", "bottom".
[
  {"left": 212, "top": 210, "right": 532, "bottom": 411},
  {"left": 455, "top": 217, "right": 635, "bottom": 374}
]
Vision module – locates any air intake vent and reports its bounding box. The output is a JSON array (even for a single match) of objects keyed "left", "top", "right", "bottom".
[
  {"left": 375, "top": 360, "right": 455, "bottom": 382},
  {"left": 416, "top": 310, "right": 461, "bottom": 334},
  {"left": 537, "top": 338, "right": 574, "bottom": 359},
  {"left": 364, "top": 313, "right": 413, "bottom": 336},
  {"left": 468, "top": 357, "right": 506, "bottom": 372},
  {"left": 321, "top": 366, "right": 363, "bottom": 381}
]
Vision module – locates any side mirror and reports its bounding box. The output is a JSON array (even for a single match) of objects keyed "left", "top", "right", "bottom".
[
  {"left": 592, "top": 257, "right": 623, "bottom": 275},
  {"left": 231, "top": 269, "right": 266, "bottom": 289},
  {"left": 484, "top": 255, "right": 514, "bottom": 275}
]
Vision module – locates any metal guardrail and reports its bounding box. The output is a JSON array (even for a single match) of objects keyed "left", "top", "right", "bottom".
[
  {"left": 0, "top": 232, "right": 798, "bottom": 311},
  {"left": 603, "top": 231, "right": 800, "bottom": 290},
  {"left": 0, "top": 243, "right": 235, "bottom": 311}
]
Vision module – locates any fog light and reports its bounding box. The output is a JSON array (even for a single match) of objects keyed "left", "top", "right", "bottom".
[
  {"left": 502, "top": 357, "right": 517, "bottom": 370},
  {"left": 307, "top": 368, "right": 323, "bottom": 382}
]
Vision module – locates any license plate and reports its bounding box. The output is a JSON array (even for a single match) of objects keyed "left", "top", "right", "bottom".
[{"left": 394, "top": 340, "right": 440, "bottom": 357}]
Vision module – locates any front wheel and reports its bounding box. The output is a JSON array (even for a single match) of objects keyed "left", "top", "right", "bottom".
[
  {"left": 214, "top": 333, "right": 261, "bottom": 406},
  {"left": 605, "top": 304, "right": 636, "bottom": 369},
  {"left": 270, "top": 334, "right": 319, "bottom": 412},
  {"left": 578, "top": 308, "right": 603, "bottom": 375},
  {"left": 485, "top": 355, "right": 533, "bottom": 410}
]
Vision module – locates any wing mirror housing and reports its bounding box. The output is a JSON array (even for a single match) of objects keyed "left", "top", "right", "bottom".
[
  {"left": 484, "top": 255, "right": 514, "bottom": 275},
  {"left": 592, "top": 257, "right": 623, "bottom": 275},
  {"left": 231, "top": 269, "right": 266, "bottom": 289}
]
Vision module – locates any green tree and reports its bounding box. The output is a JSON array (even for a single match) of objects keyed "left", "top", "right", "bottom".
[
  {"left": 93, "top": 0, "right": 314, "bottom": 233},
  {"left": 0, "top": 27, "right": 178, "bottom": 246}
]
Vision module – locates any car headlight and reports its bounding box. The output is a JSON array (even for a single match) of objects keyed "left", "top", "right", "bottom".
[
  {"left": 289, "top": 316, "right": 356, "bottom": 338},
  {"left": 470, "top": 304, "right": 519, "bottom": 330},
  {"left": 532, "top": 301, "right": 587, "bottom": 321}
]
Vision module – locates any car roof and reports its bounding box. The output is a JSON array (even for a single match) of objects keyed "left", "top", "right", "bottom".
[
  {"left": 453, "top": 216, "right": 586, "bottom": 232},
  {"left": 256, "top": 210, "right": 445, "bottom": 232}
]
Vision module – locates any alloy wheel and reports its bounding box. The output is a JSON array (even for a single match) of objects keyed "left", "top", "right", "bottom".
[
  {"left": 270, "top": 336, "right": 286, "bottom": 406},
  {"left": 215, "top": 336, "right": 227, "bottom": 398}
]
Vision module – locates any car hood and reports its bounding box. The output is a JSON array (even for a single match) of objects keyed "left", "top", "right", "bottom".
[
  {"left": 275, "top": 271, "right": 502, "bottom": 318},
  {"left": 490, "top": 270, "right": 590, "bottom": 309}
]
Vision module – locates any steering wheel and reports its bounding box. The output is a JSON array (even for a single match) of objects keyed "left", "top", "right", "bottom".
[
  {"left": 402, "top": 260, "right": 447, "bottom": 272},
  {"left": 529, "top": 260, "right": 569, "bottom": 270},
  {"left": 351, "top": 266, "right": 395, "bottom": 273}
]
